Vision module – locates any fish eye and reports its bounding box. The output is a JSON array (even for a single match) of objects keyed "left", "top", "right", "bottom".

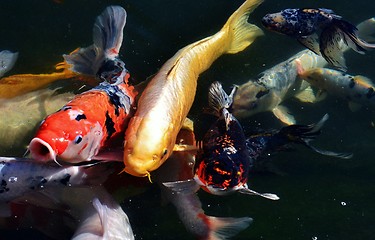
[{"left": 74, "top": 135, "right": 83, "bottom": 144}]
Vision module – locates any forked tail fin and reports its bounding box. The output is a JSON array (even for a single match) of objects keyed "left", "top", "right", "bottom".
[
  {"left": 222, "top": 0, "right": 264, "bottom": 54},
  {"left": 64, "top": 6, "right": 127, "bottom": 75}
]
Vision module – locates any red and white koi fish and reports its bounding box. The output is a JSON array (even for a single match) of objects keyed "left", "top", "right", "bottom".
[
  {"left": 123, "top": 0, "right": 264, "bottom": 178},
  {"left": 29, "top": 6, "right": 136, "bottom": 164}
]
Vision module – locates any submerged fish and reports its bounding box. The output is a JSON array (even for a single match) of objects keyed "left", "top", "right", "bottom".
[
  {"left": 0, "top": 50, "right": 18, "bottom": 78},
  {"left": 246, "top": 114, "right": 352, "bottom": 171},
  {"left": 155, "top": 126, "right": 252, "bottom": 240},
  {"left": 232, "top": 49, "right": 326, "bottom": 125},
  {"left": 0, "top": 157, "right": 107, "bottom": 206},
  {"left": 123, "top": 0, "right": 264, "bottom": 178},
  {"left": 262, "top": 8, "right": 375, "bottom": 70},
  {"left": 164, "top": 82, "right": 279, "bottom": 200},
  {"left": 297, "top": 64, "right": 375, "bottom": 110},
  {"left": 0, "top": 87, "right": 75, "bottom": 156},
  {"left": 29, "top": 6, "right": 136, "bottom": 164}
]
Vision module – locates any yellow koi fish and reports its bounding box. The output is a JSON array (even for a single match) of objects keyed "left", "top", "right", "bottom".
[{"left": 123, "top": 0, "right": 264, "bottom": 177}]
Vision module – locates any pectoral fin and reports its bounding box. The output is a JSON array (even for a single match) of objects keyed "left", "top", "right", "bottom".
[
  {"left": 297, "top": 34, "right": 321, "bottom": 55},
  {"left": 237, "top": 184, "right": 279, "bottom": 200},
  {"left": 294, "top": 86, "right": 318, "bottom": 103},
  {"left": 173, "top": 144, "right": 198, "bottom": 152},
  {"left": 162, "top": 179, "right": 201, "bottom": 194},
  {"left": 272, "top": 105, "right": 296, "bottom": 125}
]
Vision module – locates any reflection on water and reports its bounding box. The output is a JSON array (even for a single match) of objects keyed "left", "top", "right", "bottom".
[{"left": 1, "top": 0, "right": 375, "bottom": 239}]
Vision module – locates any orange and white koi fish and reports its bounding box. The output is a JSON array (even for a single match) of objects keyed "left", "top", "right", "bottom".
[
  {"left": 123, "top": 0, "right": 264, "bottom": 178},
  {"left": 297, "top": 65, "right": 375, "bottom": 110},
  {"left": 29, "top": 6, "right": 136, "bottom": 164}
]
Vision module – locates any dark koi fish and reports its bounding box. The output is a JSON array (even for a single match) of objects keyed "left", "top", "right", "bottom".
[
  {"left": 262, "top": 8, "right": 375, "bottom": 70},
  {"left": 164, "top": 82, "right": 279, "bottom": 200}
]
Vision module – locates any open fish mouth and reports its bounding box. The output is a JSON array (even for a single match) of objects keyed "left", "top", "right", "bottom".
[{"left": 29, "top": 137, "right": 58, "bottom": 163}]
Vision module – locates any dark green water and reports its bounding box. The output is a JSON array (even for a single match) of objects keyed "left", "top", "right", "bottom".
[{"left": 1, "top": 0, "right": 375, "bottom": 239}]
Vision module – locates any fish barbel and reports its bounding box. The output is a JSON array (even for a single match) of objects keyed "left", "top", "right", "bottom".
[{"left": 123, "top": 0, "right": 264, "bottom": 177}]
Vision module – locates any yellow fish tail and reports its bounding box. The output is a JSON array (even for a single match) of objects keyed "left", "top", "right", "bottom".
[{"left": 223, "top": 0, "right": 264, "bottom": 54}]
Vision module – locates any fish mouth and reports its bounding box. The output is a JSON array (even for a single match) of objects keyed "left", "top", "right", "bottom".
[{"left": 29, "top": 137, "right": 57, "bottom": 162}]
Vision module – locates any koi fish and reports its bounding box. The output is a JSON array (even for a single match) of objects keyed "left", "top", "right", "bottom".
[
  {"left": 297, "top": 64, "right": 375, "bottom": 110},
  {"left": 0, "top": 157, "right": 109, "bottom": 208},
  {"left": 232, "top": 49, "right": 326, "bottom": 125},
  {"left": 246, "top": 114, "right": 352, "bottom": 171},
  {"left": 0, "top": 50, "right": 18, "bottom": 78},
  {"left": 155, "top": 126, "right": 252, "bottom": 240},
  {"left": 164, "top": 82, "right": 279, "bottom": 201},
  {"left": 262, "top": 8, "right": 375, "bottom": 70},
  {"left": 72, "top": 197, "right": 134, "bottom": 240},
  {"left": 0, "top": 87, "right": 75, "bottom": 156},
  {"left": 28, "top": 6, "right": 136, "bottom": 164},
  {"left": 123, "top": 0, "right": 264, "bottom": 178},
  {"left": 231, "top": 16, "right": 375, "bottom": 125}
]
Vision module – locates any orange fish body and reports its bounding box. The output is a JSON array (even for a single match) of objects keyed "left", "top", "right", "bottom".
[
  {"left": 29, "top": 70, "right": 137, "bottom": 163},
  {"left": 123, "top": 0, "right": 264, "bottom": 178}
]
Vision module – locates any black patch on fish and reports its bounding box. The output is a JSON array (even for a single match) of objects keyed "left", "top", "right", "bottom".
[
  {"left": 255, "top": 89, "right": 270, "bottom": 99},
  {"left": 62, "top": 106, "right": 72, "bottom": 111},
  {"left": 366, "top": 88, "right": 375, "bottom": 99},
  {"left": 59, "top": 174, "right": 71, "bottom": 186},
  {"left": 75, "top": 114, "right": 87, "bottom": 121},
  {"left": 0, "top": 179, "right": 9, "bottom": 193},
  {"left": 349, "top": 79, "right": 355, "bottom": 88},
  {"left": 105, "top": 111, "right": 116, "bottom": 140}
]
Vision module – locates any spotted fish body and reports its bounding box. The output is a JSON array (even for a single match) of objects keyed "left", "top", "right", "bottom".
[
  {"left": 299, "top": 67, "right": 375, "bottom": 107},
  {"left": 262, "top": 8, "right": 375, "bottom": 70},
  {"left": 0, "top": 157, "right": 99, "bottom": 203},
  {"left": 29, "top": 69, "right": 136, "bottom": 163}
]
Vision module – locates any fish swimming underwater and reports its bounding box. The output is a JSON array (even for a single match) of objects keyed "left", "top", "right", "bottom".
[
  {"left": 123, "top": 0, "right": 264, "bottom": 178},
  {"left": 262, "top": 8, "right": 375, "bottom": 70},
  {"left": 155, "top": 126, "right": 252, "bottom": 240},
  {"left": 297, "top": 64, "right": 375, "bottom": 110},
  {"left": 164, "top": 82, "right": 279, "bottom": 200},
  {"left": 231, "top": 16, "right": 375, "bottom": 125},
  {"left": 0, "top": 50, "right": 18, "bottom": 78},
  {"left": 0, "top": 157, "right": 109, "bottom": 207},
  {"left": 0, "top": 87, "right": 75, "bottom": 156},
  {"left": 232, "top": 49, "right": 326, "bottom": 125},
  {"left": 245, "top": 114, "right": 352, "bottom": 171},
  {"left": 28, "top": 6, "right": 136, "bottom": 164}
]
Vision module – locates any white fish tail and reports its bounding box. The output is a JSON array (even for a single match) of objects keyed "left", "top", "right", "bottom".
[
  {"left": 208, "top": 81, "right": 234, "bottom": 117},
  {"left": 0, "top": 50, "right": 18, "bottom": 78},
  {"left": 64, "top": 6, "right": 127, "bottom": 75},
  {"left": 206, "top": 216, "right": 253, "bottom": 240},
  {"left": 223, "top": 0, "right": 264, "bottom": 54},
  {"left": 93, "top": 5, "right": 127, "bottom": 59}
]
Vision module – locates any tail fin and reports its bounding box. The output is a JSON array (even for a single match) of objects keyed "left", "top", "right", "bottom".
[
  {"left": 278, "top": 114, "right": 353, "bottom": 159},
  {"left": 93, "top": 5, "right": 127, "bottom": 59},
  {"left": 0, "top": 50, "right": 18, "bottom": 78},
  {"left": 63, "top": 6, "right": 127, "bottom": 75},
  {"left": 208, "top": 81, "right": 234, "bottom": 117},
  {"left": 222, "top": 0, "right": 264, "bottom": 54},
  {"left": 206, "top": 216, "right": 252, "bottom": 240}
]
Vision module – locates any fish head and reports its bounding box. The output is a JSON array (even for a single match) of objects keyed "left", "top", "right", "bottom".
[
  {"left": 231, "top": 81, "right": 271, "bottom": 119},
  {"left": 29, "top": 107, "right": 104, "bottom": 163},
  {"left": 194, "top": 155, "right": 248, "bottom": 196},
  {"left": 123, "top": 116, "right": 175, "bottom": 177},
  {"left": 262, "top": 9, "right": 305, "bottom": 36}
]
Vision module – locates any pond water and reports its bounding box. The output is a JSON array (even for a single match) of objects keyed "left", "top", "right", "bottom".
[{"left": 0, "top": 0, "right": 374, "bottom": 239}]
